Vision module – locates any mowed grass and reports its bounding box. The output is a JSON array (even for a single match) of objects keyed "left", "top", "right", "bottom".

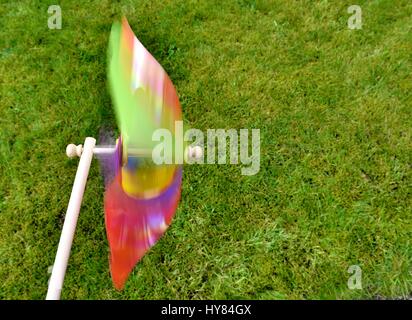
[{"left": 0, "top": 0, "right": 411, "bottom": 299}]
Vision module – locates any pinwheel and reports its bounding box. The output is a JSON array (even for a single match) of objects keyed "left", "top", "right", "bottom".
[{"left": 46, "top": 18, "right": 202, "bottom": 300}]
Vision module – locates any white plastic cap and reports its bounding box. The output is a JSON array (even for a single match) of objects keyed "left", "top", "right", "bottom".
[{"left": 66, "top": 144, "right": 83, "bottom": 158}]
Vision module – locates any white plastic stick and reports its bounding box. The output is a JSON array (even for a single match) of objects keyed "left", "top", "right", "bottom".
[
  {"left": 67, "top": 144, "right": 203, "bottom": 160},
  {"left": 46, "top": 137, "right": 96, "bottom": 300},
  {"left": 92, "top": 146, "right": 116, "bottom": 155}
]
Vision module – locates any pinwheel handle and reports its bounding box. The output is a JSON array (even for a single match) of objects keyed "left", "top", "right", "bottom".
[{"left": 47, "top": 137, "right": 96, "bottom": 300}]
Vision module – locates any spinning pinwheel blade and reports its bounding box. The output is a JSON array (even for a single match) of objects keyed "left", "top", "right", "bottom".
[
  {"left": 46, "top": 18, "right": 201, "bottom": 299},
  {"left": 104, "top": 18, "right": 183, "bottom": 290}
]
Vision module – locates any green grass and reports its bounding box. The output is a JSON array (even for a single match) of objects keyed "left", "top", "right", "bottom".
[{"left": 0, "top": 0, "right": 411, "bottom": 299}]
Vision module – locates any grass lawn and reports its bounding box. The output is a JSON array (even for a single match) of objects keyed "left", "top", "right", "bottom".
[{"left": 0, "top": 0, "right": 411, "bottom": 299}]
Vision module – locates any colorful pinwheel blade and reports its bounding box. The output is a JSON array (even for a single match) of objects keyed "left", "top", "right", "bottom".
[
  {"left": 103, "top": 18, "right": 182, "bottom": 290},
  {"left": 104, "top": 164, "right": 182, "bottom": 289}
]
